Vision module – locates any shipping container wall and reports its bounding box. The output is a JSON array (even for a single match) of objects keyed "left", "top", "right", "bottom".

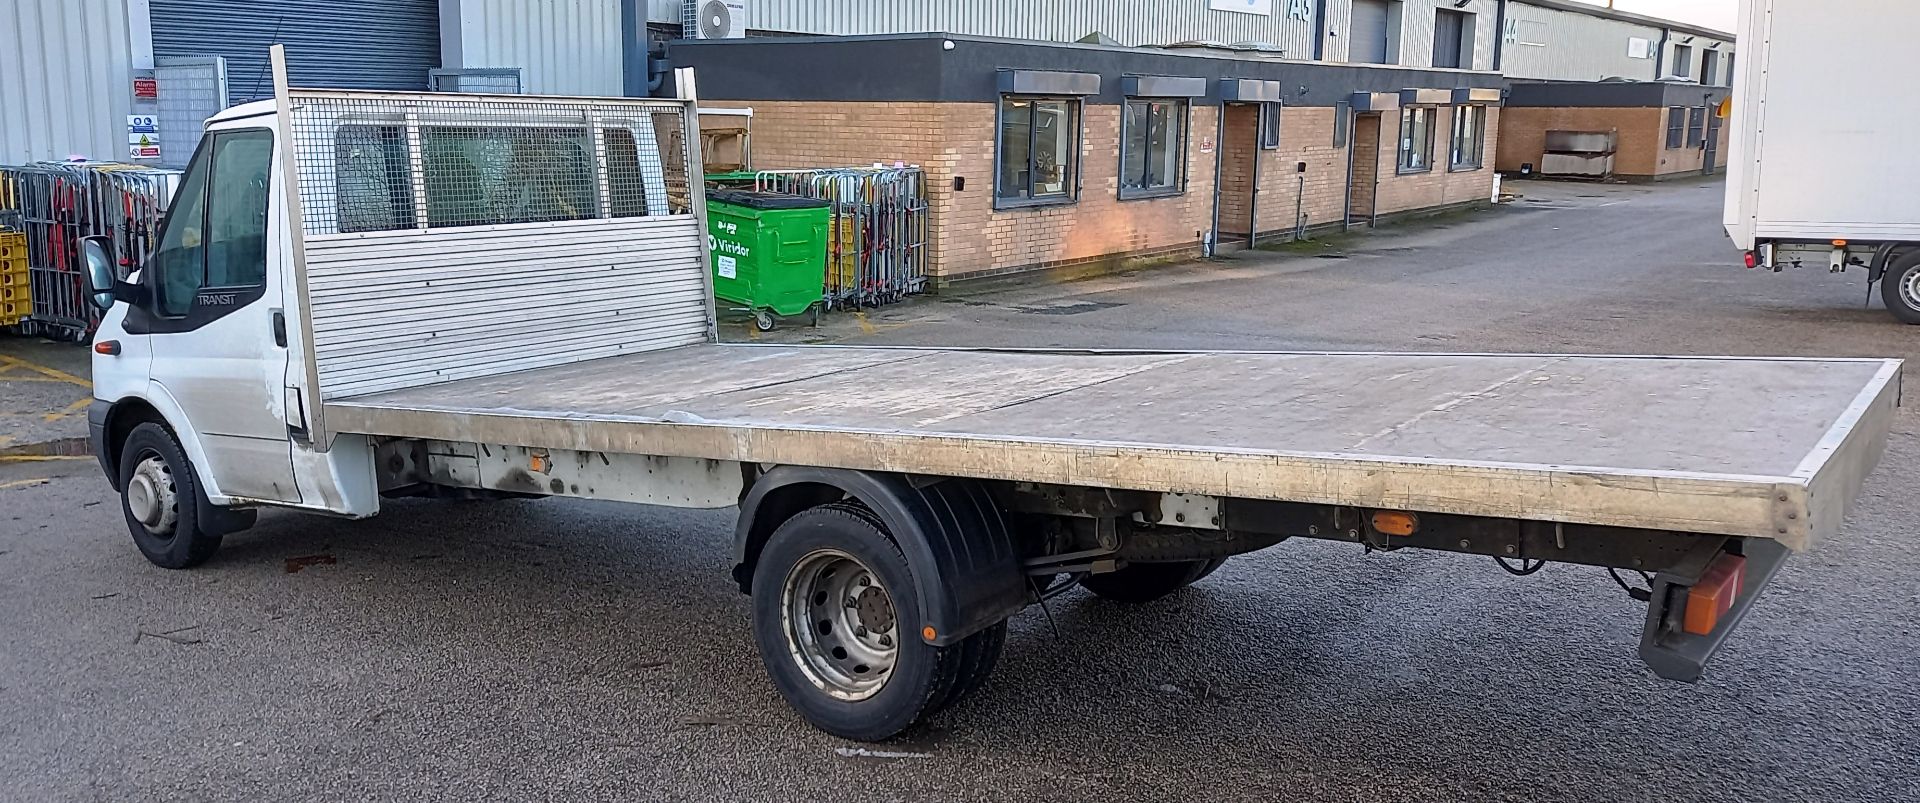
[
  {"left": 0, "top": 0, "right": 136, "bottom": 164},
  {"left": 1502, "top": 2, "right": 1664, "bottom": 81},
  {"left": 441, "top": 0, "right": 624, "bottom": 95}
]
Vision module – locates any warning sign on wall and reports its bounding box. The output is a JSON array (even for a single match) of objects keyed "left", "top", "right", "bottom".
[{"left": 127, "top": 115, "right": 161, "bottom": 160}]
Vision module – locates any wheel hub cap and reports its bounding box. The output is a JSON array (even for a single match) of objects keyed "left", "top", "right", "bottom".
[
  {"left": 126, "top": 455, "right": 179, "bottom": 536},
  {"left": 782, "top": 549, "right": 898, "bottom": 701}
]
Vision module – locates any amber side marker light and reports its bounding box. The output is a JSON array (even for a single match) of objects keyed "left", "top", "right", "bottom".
[
  {"left": 1371, "top": 511, "right": 1419, "bottom": 537},
  {"left": 1683, "top": 553, "right": 1748, "bottom": 636},
  {"left": 94, "top": 340, "right": 121, "bottom": 355}
]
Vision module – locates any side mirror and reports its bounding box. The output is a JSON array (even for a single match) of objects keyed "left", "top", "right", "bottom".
[
  {"left": 81, "top": 236, "right": 142, "bottom": 311},
  {"left": 82, "top": 237, "right": 118, "bottom": 311}
]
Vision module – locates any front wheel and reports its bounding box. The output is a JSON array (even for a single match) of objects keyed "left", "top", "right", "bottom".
[
  {"left": 1881, "top": 251, "right": 1920, "bottom": 325},
  {"left": 117, "top": 422, "right": 223, "bottom": 569},
  {"left": 1080, "top": 558, "right": 1227, "bottom": 604},
  {"left": 753, "top": 308, "right": 778, "bottom": 332},
  {"left": 750, "top": 503, "right": 1001, "bottom": 740}
]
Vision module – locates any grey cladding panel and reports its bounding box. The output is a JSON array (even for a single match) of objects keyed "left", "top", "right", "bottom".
[
  {"left": 1123, "top": 75, "right": 1208, "bottom": 98},
  {"left": 997, "top": 69, "right": 1100, "bottom": 96},
  {"left": 1220, "top": 79, "right": 1285, "bottom": 103}
]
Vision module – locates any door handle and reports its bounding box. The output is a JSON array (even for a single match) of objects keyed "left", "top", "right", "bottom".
[{"left": 271, "top": 309, "right": 288, "bottom": 348}]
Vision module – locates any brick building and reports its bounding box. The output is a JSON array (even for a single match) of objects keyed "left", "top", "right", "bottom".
[
  {"left": 673, "top": 34, "right": 1503, "bottom": 285},
  {"left": 1498, "top": 81, "right": 1730, "bottom": 181},
  {"left": 1495, "top": 0, "right": 1735, "bottom": 181}
]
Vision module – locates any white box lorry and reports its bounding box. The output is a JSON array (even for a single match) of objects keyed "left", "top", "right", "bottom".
[
  {"left": 79, "top": 48, "right": 1898, "bottom": 740},
  {"left": 1723, "top": 0, "right": 1920, "bottom": 322}
]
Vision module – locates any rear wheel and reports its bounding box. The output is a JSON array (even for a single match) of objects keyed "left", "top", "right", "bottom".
[
  {"left": 1081, "top": 558, "right": 1227, "bottom": 604},
  {"left": 1881, "top": 251, "right": 1920, "bottom": 325},
  {"left": 751, "top": 503, "right": 1001, "bottom": 740},
  {"left": 117, "top": 422, "right": 223, "bottom": 569}
]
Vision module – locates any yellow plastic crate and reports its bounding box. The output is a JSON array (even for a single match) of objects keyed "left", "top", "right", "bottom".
[{"left": 1, "top": 302, "right": 26, "bottom": 326}]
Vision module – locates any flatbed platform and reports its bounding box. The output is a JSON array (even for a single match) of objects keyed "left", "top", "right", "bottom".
[{"left": 324, "top": 345, "right": 1901, "bottom": 549}]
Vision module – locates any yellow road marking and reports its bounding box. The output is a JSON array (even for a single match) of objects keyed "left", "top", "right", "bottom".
[
  {"left": 0, "top": 374, "right": 69, "bottom": 383},
  {"left": 0, "top": 455, "right": 92, "bottom": 463},
  {"left": 43, "top": 397, "right": 92, "bottom": 423},
  {"left": 855, "top": 312, "right": 878, "bottom": 335},
  {"left": 0, "top": 354, "right": 91, "bottom": 388},
  {"left": 0, "top": 477, "right": 51, "bottom": 491}
]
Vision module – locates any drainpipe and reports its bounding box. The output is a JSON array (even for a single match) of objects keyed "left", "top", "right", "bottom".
[
  {"left": 1208, "top": 100, "right": 1226, "bottom": 256},
  {"left": 1653, "top": 28, "right": 1669, "bottom": 79},
  {"left": 1492, "top": 0, "right": 1508, "bottom": 72}
]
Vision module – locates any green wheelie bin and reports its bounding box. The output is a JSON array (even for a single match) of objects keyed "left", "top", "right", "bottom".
[{"left": 706, "top": 189, "right": 830, "bottom": 331}]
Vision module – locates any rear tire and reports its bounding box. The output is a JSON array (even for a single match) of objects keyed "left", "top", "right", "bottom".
[
  {"left": 1880, "top": 250, "right": 1920, "bottom": 325},
  {"left": 750, "top": 503, "right": 1000, "bottom": 741},
  {"left": 1081, "top": 558, "right": 1227, "bottom": 604},
  {"left": 117, "top": 422, "right": 223, "bottom": 569}
]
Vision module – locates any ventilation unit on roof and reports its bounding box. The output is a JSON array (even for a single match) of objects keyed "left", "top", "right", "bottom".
[{"left": 685, "top": 0, "right": 748, "bottom": 39}]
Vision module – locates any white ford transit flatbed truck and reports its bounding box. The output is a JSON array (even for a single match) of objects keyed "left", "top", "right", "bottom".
[{"left": 78, "top": 49, "right": 1898, "bottom": 740}]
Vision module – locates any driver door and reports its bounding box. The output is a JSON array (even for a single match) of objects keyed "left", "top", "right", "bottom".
[{"left": 132, "top": 127, "right": 301, "bottom": 504}]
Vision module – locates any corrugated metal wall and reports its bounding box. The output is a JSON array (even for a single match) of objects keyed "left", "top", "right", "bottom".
[
  {"left": 1503, "top": 3, "right": 1662, "bottom": 81},
  {"left": 652, "top": 0, "right": 1325, "bottom": 57},
  {"left": 149, "top": 0, "right": 439, "bottom": 104},
  {"left": 1381, "top": 0, "right": 1500, "bottom": 71},
  {"left": 441, "top": 0, "right": 624, "bottom": 95},
  {"left": 647, "top": 0, "right": 1501, "bottom": 70},
  {"left": 0, "top": 0, "right": 136, "bottom": 164}
]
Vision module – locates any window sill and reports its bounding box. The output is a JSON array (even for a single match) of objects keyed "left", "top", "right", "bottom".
[
  {"left": 993, "top": 196, "right": 1078, "bottom": 211},
  {"left": 1448, "top": 162, "right": 1484, "bottom": 173},
  {"left": 1396, "top": 166, "right": 1434, "bottom": 176},
  {"left": 1118, "top": 187, "right": 1184, "bottom": 202}
]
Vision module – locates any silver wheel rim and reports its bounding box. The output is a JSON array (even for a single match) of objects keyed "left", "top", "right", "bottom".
[
  {"left": 781, "top": 549, "right": 898, "bottom": 701},
  {"left": 1901, "top": 268, "right": 1920, "bottom": 313},
  {"left": 126, "top": 453, "right": 179, "bottom": 537}
]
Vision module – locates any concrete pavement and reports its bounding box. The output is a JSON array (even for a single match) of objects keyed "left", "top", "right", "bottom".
[{"left": 5, "top": 177, "right": 1919, "bottom": 802}]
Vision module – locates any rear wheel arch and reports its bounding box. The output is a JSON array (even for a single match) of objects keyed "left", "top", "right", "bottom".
[{"left": 734, "top": 467, "right": 1027, "bottom": 646}]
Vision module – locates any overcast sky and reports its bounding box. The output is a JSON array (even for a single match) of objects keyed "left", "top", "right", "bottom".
[{"left": 1570, "top": 0, "right": 1739, "bottom": 32}]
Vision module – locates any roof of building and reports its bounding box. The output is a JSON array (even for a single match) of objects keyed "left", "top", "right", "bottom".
[{"left": 1516, "top": 0, "right": 1737, "bottom": 42}]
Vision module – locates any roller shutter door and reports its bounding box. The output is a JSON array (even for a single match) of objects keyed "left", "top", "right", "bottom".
[
  {"left": 149, "top": 0, "right": 439, "bottom": 105},
  {"left": 1351, "top": 0, "right": 1392, "bottom": 65}
]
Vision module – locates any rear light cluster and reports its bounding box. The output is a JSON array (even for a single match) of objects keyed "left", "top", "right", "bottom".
[
  {"left": 1683, "top": 553, "right": 1748, "bottom": 636},
  {"left": 1743, "top": 251, "right": 1759, "bottom": 269}
]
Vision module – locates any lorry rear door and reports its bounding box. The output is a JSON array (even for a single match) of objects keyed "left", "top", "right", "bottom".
[{"left": 135, "top": 126, "right": 302, "bottom": 504}]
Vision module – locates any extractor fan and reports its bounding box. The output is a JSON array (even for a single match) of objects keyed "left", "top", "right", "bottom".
[{"left": 684, "top": 0, "right": 748, "bottom": 39}]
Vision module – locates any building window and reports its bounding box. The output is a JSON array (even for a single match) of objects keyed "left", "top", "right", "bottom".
[
  {"left": 1666, "top": 106, "right": 1686, "bottom": 149},
  {"left": 1701, "top": 51, "right": 1719, "bottom": 86},
  {"left": 1686, "top": 107, "right": 1707, "bottom": 147},
  {"left": 1672, "top": 44, "right": 1694, "bottom": 78},
  {"left": 997, "top": 97, "right": 1081, "bottom": 207},
  {"left": 1260, "top": 103, "right": 1282, "bottom": 150},
  {"left": 1449, "top": 105, "right": 1486, "bottom": 170},
  {"left": 1120, "top": 98, "right": 1187, "bottom": 199},
  {"left": 1398, "top": 106, "right": 1436, "bottom": 173},
  {"left": 1433, "top": 9, "right": 1473, "bottom": 69}
]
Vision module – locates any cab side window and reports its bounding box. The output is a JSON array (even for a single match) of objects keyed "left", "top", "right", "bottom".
[{"left": 147, "top": 129, "right": 273, "bottom": 317}]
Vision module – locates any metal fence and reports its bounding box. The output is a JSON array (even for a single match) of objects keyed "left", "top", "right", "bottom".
[
  {"left": 286, "top": 91, "right": 696, "bottom": 236},
  {"left": 0, "top": 162, "right": 182, "bottom": 339},
  {"left": 753, "top": 167, "right": 927, "bottom": 309}
]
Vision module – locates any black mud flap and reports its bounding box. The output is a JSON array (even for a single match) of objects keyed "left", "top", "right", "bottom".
[{"left": 1638, "top": 538, "right": 1791, "bottom": 682}]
